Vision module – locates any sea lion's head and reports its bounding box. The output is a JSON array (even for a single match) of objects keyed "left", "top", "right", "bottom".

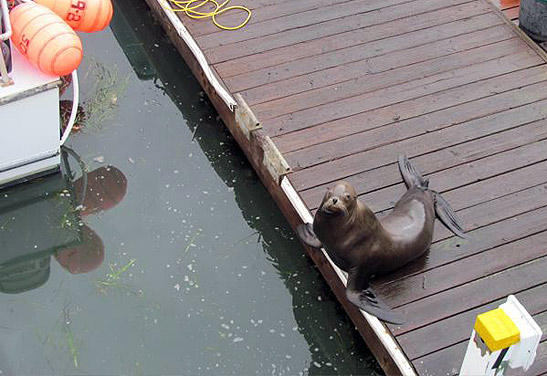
[{"left": 319, "top": 181, "right": 357, "bottom": 217}]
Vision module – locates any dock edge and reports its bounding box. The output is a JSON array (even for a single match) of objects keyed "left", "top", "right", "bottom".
[
  {"left": 143, "top": 1, "right": 417, "bottom": 374},
  {"left": 155, "top": 0, "right": 238, "bottom": 111}
]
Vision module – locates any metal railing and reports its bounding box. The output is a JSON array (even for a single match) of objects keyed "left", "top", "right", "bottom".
[{"left": 0, "top": 0, "right": 13, "bottom": 86}]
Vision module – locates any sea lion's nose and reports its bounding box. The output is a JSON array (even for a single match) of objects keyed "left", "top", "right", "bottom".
[{"left": 332, "top": 197, "right": 338, "bottom": 204}]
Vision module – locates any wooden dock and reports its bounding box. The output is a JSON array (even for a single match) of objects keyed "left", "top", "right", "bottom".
[{"left": 143, "top": 0, "right": 547, "bottom": 373}]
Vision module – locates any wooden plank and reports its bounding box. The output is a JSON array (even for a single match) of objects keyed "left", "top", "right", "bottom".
[
  {"left": 357, "top": 127, "right": 547, "bottom": 217},
  {"left": 398, "top": 282, "right": 547, "bottom": 360},
  {"left": 241, "top": 40, "right": 526, "bottom": 111},
  {"left": 413, "top": 341, "right": 466, "bottom": 376},
  {"left": 213, "top": 2, "right": 493, "bottom": 77},
  {"left": 178, "top": 0, "right": 300, "bottom": 37},
  {"left": 366, "top": 162, "right": 547, "bottom": 248},
  {"left": 227, "top": 24, "right": 513, "bottom": 94},
  {"left": 363, "top": 159, "right": 547, "bottom": 221},
  {"left": 288, "top": 72, "right": 547, "bottom": 192},
  {"left": 282, "top": 55, "right": 544, "bottom": 170},
  {"left": 377, "top": 221, "right": 547, "bottom": 310},
  {"left": 377, "top": 203, "right": 547, "bottom": 289},
  {"left": 346, "top": 162, "right": 547, "bottom": 253},
  {"left": 195, "top": 0, "right": 421, "bottom": 49},
  {"left": 203, "top": 0, "right": 475, "bottom": 63},
  {"left": 271, "top": 46, "right": 541, "bottom": 153},
  {"left": 183, "top": 0, "right": 358, "bottom": 37},
  {"left": 429, "top": 181, "right": 547, "bottom": 243},
  {"left": 436, "top": 161, "right": 547, "bottom": 212},
  {"left": 223, "top": 13, "right": 503, "bottom": 92},
  {"left": 255, "top": 45, "right": 535, "bottom": 126},
  {"left": 298, "top": 105, "right": 547, "bottom": 214},
  {"left": 267, "top": 50, "right": 543, "bottom": 139},
  {"left": 281, "top": 53, "right": 543, "bottom": 166},
  {"left": 391, "top": 255, "right": 547, "bottom": 335},
  {"left": 298, "top": 86, "right": 547, "bottom": 208},
  {"left": 251, "top": 15, "right": 515, "bottom": 121}
]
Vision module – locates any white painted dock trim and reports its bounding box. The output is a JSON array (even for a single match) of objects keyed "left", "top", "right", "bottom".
[
  {"left": 156, "top": 0, "right": 238, "bottom": 111},
  {"left": 281, "top": 176, "right": 417, "bottom": 376}
]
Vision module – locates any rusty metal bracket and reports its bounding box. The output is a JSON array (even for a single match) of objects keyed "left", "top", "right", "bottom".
[
  {"left": 234, "top": 93, "right": 262, "bottom": 140},
  {"left": 263, "top": 136, "right": 292, "bottom": 185},
  {"left": 233, "top": 93, "right": 290, "bottom": 184}
]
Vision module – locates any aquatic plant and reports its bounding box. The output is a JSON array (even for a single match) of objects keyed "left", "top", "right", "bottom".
[
  {"left": 62, "top": 307, "right": 79, "bottom": 369},
  {"left": 95, "top": 258, "right": 141, "bottom": 296},
  {"left": 50, "top": 188, "right": 84, "bottom": 240},
  {"left": 81, "top": 60, "right": 130, "bottom": 132},
  {"left": 37, "top": 305, "right": 81, "bottom": 370},
  {"left": 220, "top": 230, "right": 258, "bottom": 259},
  {"left": 184, "top": 229, "right": 202, "bottom": 254}
]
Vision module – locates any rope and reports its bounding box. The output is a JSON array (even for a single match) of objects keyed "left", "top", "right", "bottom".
[{"left": 163, "top": 0, "right": 251, "bottom": 30}]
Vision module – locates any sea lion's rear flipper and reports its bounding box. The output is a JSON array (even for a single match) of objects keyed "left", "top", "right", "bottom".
[
  {"left": 397, "top": 155, "right": 429, "bottom": 189},
  {"left": 296, "top": 223, "right": 323, "bottom": 248},
  {"left": 434, "top": 193, "right": 466, "bottom": 239},
  {"left": 346, "top": 268, "right": 405, "bottom": 325},
  {"left": 346, "top": 288, "right": 405, "bottom": 325}
]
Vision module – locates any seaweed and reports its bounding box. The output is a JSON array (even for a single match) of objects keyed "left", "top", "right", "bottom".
[
  {"left": 95, "top": 258, "right": 142, "bottom": 296},
  {"left": 81, "top": 60, "right": 130, "bottom": 132},
  {"left": 62, "top": 307, "right": 79, "bottom": 369}
]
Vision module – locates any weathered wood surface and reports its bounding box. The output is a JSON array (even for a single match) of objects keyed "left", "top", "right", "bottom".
[{"left": 158, "top": 0, "right": 547, "bottom": 373}]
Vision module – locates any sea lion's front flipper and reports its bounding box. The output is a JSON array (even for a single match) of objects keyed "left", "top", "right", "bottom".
[
  {"left": 346, "top": 287, "right": 405, "bottom": 325},
  {"left": 434, "top": 193, "right": 466, "bottom": 239},
  {"left": 296, "top": 223, "right": 323, "bottom": 248},
  {"left": 397, "top": 155, "right": 429, "bottom": 189},
  {"left": 345, "top": 269, "right": 405, "bottom": 325}
]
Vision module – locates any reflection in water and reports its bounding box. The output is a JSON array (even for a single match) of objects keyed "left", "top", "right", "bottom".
[
  {"left": 0, "top": 1, "right": 381, "bottom": 374},
  {"left": 56, "top": 224, "right": 105, "bottom": 275},
  {"left": 0, "top": 149, "right": 127, "bottom": 291}
]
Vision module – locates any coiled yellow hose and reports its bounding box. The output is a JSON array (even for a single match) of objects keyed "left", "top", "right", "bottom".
[{"left": 164, "top": 0, "right": 251, "bottom": 30}]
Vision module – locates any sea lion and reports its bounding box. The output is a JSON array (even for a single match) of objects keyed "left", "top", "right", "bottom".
[{"left": 297, "top": 156, "right": 465, "bottom": 324}]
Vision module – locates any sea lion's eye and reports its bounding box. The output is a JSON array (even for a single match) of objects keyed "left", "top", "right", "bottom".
[{"left": 344, "top": 193, "right": 351, "bottom": 200}]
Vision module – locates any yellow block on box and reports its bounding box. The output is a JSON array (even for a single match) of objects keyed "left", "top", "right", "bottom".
[{"left": 475, "top": 308, "right": 520, "bottom": 352}]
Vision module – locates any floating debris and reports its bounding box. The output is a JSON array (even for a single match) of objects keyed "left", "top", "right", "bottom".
[{"left": 95, "top": 259, "right": 141, "bottom": 296}]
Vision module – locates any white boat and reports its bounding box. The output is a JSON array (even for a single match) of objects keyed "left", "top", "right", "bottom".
[{"left": 0, "top": 0, "right": 78, "bottom": 188}]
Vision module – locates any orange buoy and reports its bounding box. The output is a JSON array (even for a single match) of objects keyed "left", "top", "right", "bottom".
[
  {"left": 35, "top": 0, "right": 113, "bottom": 32},
  {"left": 10, "top": 2, "right": 82, "bottom": 76}
]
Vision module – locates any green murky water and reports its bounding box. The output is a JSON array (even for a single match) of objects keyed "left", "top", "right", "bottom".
[{"left": 0, "top": 1, "right": 381, "bottom": 374}]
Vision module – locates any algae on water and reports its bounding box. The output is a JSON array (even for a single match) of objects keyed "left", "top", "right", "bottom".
[
  {"left": 95, "top": 258, "right": 141, "bottom": 296},
  {"left": 82, "top": 60, "right": 130, "bottom": 132}
]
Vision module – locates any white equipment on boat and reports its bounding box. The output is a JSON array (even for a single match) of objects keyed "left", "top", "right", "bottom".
[
  {"left": 0, "top": 0, "right": 79, "bottom": 188},
  {"left": 460, "top": 295, "right": 543, "bottom": 376}
]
